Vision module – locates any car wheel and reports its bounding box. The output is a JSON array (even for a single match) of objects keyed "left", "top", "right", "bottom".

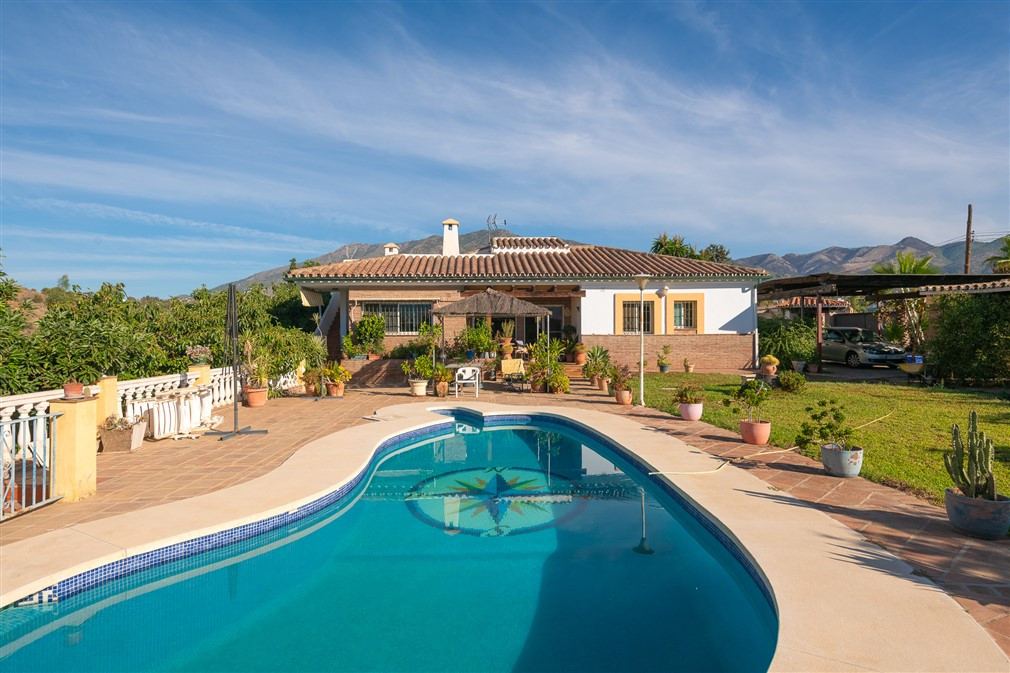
[{"left": 845, "top": 352, "right": 862, "bottom": 368}]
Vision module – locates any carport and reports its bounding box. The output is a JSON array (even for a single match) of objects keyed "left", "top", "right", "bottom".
[{"left": 756, "top": 273, "right": 1010, "bottom": 365}]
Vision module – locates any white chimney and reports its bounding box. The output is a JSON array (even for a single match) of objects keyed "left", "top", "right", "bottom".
[
  {"left": 383, "top": 242, "right": 399, "bottom": 256},
  {"left": 441, "top": 218, "right": 460, "bottom": 256}
]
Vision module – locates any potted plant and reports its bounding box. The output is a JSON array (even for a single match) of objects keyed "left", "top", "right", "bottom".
[
  {"left": 943, "top": 410, "right": 1010, "bottom": 539},
  {"left": 759, "top": 354, "right": 779, "bottom": 376},
  {"left": 496, "top": 319, "right": 515, "bottom": 346},
  {"left": 351, "top": 314, "right": 386, "bottom": 360},
  {"left": 562, "top": 326, "right": 577, "bottom": 362},
  {"left": 796, "top": 399, "right": 862, "bottom": 477},
  {"left": 303, "top": 368, "right": 322, "bottom": 396},
  {"left": 581, "top": 345, "right": 609, "bottom": 386},
  {"left": 722, "top": 380, "right": 771, "bottom": 445},
  {"left": 657, "top": 345, "right": 672, "bottom": 373},
  {"left": 675, "top": 383, "right": 706, "bottom": 421},
  {"left": 501, "top": 341, "right": 515, "bottom": 360},
  {"left": 98, "top": 415, "right": 147, "bottom": 452},
  {"left": 611, "top": 364, "right": 634, "bottom": 405},
  {"left": 432, "top": 363, "right": 453, "bottom": 397},
  {"left": 322, "top": 361, "right": 352, "bottom": 397},
  {"left": 548, "top": 368, "right": 570, "bottom": 394},
  {"left": 63, "top": 377, "right": 85, "bottom": 400},
  {"left": 527, "top": 336, "right": 563, "bottom": 392},
  {"left": 573, "top": 342, "right": 587, "bottom": 365},
  {"left": 807, "top": 354, "right": 822, "bottom": 374},
  {"left": 683, "top": 357, "right": 695, "bottom": 373},
  {"left": 242, "top": 340, "right": 270, "bottom": 408},
  {"left": 401, "top": 356, "right": 433, "bottom": 396}
]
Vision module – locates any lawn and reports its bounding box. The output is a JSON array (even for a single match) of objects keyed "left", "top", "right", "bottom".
[{"left": 635, "top": 373, "right": 1010, "bottom": 505}]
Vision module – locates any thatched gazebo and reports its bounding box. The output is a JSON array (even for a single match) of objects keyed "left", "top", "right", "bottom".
[{"left": 432, "top": 288, "right": 552, "bottom": 364}]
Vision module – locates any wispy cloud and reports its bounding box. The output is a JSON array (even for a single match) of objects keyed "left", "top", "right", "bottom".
[{"left": 1, "top": 2, "right": 1006, "bottom": 296}]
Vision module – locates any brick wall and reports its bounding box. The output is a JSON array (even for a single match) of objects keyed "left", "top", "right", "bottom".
[
  {"left": 342, "top": 358, "right": 408, "bottom": 386},
  {"left": 582, "top": 334, "right": 755, "bottom": 371}
]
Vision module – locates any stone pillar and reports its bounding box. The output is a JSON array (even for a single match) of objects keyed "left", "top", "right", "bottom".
[
  {"left": 97, "top": 375, "right": 120, "bottom": 422},
  {"left": 188, "top": 364, "right": 211, "bottom": 386},
  {"left": 50, "top": 396, "right": 98, "bottom": 502}
]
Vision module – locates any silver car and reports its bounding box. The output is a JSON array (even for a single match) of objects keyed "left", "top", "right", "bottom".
[{"left": 822, "top": 327, "right": 907, "bottom": 368}]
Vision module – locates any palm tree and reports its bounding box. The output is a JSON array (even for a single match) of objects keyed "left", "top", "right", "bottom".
[
  {"left": 872, "top": 251, "right": 939, "bottom": 352},
  {"left": 871, "top": 250, "right": 939, "bottom": 274},
  {"left": 984, "top": 235, "right": 1010, "bottom": 273},
  {"left": 650, "top": 233, "right": 697, "bottom": 258}
]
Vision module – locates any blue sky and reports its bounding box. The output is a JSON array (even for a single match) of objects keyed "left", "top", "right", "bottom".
[{"left": 2, "top": 1, "right": 1007, "bottom": 297}]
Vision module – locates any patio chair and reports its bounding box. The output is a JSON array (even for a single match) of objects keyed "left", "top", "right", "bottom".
[
  {"left": 513, "top": 340, "right": 529, "bottom": 359},
  {"left": 455, "top": 366, "right": 481, "bottom": 399},
  {"left": 501, "top": 358, "right": 528, "bottom": 392}
]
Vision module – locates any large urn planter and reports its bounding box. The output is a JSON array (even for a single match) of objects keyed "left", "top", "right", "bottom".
[
  {"left": 820, "top": 443, "right": 863, "bottom": 478},
  {"left": 615, "top": 389, "right": 633, "bottom": 406},
  {"left": 679, "top": 403, "right": 703, "bottom": 421},
  {"left": 598, "top": 377, "right": 610, "bottom": 392},
  {"left": 325, "top": 381, "right": 345, "bottom": 398},
  {"left": 244, "top": 386, "right": 268, "bottom": 408},
  {"left": 739, "top": 420, "right": 771, "bottom": 445},
  {"left": 791, "top": 360, "right": 806, "bottom": 373},
  {"left": 435, "top": 381, "right": 449, "bottom": 398},
  {"left": 574, "top": 351, "right": 587, "bottom": 365},
  {"left": 409, "top": 379, "right": 429, "bottom": 397},
  {"left": 99, "top": 421, "right": 148, "bottom": 453},
  {"left": 944, "top": 490, "right": 1010, "bottom": 540}
]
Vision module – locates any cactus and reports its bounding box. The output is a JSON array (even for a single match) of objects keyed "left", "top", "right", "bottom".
[{"left": 944, "top": 410, "right": 997, "bottom": 500}]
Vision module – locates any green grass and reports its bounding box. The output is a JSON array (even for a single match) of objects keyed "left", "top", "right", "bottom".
[{"left": 636, "top": 373, "right": 1010, "bottom": 505}]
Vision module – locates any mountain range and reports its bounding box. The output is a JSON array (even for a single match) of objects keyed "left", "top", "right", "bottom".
[
  {"left": 219, "top": 231, "right": 1008, "bottom": 290},
  {"left": 734, "top": 236, "right": 1006, "bottom": 278}
]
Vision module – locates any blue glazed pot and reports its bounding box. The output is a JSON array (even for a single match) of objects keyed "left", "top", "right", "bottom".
[
  {"left": 466, "top": 350, "right": 475, "bottom": 360},
  {"left": 820, "top": 444, "right": 863, "bottom": 478},
  {"left": 659, "top": 364, "right": 671, "bottom": 373},
  {"left": 944, "top": 489, "right": 1010, "bottom": 540}
]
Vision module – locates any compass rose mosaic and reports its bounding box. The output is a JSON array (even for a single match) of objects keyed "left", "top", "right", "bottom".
[{"left": 405, "top": 466, "right": 584, "bottom": 537}]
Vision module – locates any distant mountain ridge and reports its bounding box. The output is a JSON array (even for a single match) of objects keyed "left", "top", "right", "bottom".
[
  {"left": 734, "top": 236, "right": 1007, "bottom": 278},
  {"left": 216, "top": 229, "right": 528, "bottom": 291}
]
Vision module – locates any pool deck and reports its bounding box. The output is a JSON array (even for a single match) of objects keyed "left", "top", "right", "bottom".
[{"left": 1, "top": 380, "right": 1009, "bottom": 671}]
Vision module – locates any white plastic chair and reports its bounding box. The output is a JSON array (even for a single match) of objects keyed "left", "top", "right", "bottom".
[{"left": 455, "top": 366, "right": 481, "bottom": 398}]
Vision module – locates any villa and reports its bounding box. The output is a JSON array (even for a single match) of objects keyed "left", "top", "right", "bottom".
[{"left": 287, "top": 218, "right": 768, "bottom": 369}]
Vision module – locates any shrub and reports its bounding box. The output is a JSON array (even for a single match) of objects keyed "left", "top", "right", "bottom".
[
  {"left": 777, "top": 370, "right": 807, "bottom": 393},
  {"left": 758, "top": 318, "right": 817, "bottom": 370},
  {"left": 928, "top": 293, "right": 1010, "bottom": 384},
  {"left": 351, "top": 314, "right": 386, "bottom": 354},
  {"left": 674, "top": 383, "right": 705, "bottom": 404}
]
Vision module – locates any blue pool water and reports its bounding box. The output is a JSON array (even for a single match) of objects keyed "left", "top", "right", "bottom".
[{"left": 0, "top": 413, "right": 777, "bottom": 672}]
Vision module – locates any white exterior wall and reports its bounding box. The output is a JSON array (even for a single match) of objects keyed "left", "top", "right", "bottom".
[{"left": 579, "top": 282, "right": 756, "bottom": 335}]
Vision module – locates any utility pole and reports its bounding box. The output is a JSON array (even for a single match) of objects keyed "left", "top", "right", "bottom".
[{"left": 964, "top": 204, "right": 973, "bottom": 273}]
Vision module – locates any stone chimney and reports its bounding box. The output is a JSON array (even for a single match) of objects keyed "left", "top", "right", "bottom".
[
  {"left": 383, "top": 242, "right": 399, "bottom": 256},
  {"left": 441, "top": 218, "right": 460, "bottom": 256}
]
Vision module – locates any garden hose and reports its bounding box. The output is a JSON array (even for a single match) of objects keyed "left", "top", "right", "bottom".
[{"left": 649, "top": 408, "right": 897, "bottom": 477}]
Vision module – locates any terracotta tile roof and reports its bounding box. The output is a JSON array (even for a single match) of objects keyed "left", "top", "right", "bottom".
[
  {"left": 490, "top": 236, "right": 568, "bottom": 251},
  {"left": 287, "top": 243, "right": 766, "bottom": 282},
  {"left": 919, "top": 279, "right": 1010, "bottom": 295},
  {"left": 766, "top": 296, "right": 851, "bottom": 308}
]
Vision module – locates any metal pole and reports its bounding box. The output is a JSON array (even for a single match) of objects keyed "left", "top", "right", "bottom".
[
  {"left": 964, "top": 203, "right": 973, "bottom": 273},
  {"left": 639, "top": 286, "right": 645, "bottom": 406}
]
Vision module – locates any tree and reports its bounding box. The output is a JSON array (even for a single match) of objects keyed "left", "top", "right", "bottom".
[
  {"left": 872, "top": 251, "right": 939, "bottom": 352},
  {"left": 984, "top": 235, "right": 1010, "bottom": 274},
  {"left": 650, "top": 233, "right": 697, "bottom": 258},
  {"left": 699, "top": 244, "right": 732, "bottom": 264}
]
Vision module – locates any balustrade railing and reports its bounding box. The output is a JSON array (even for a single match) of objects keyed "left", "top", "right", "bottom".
[
  {"left": 0, "top": 386, "right": 100, "bottom": 422},
  {"left": 117, "top": 372, "right": 199, "bottom": 421},
  {"left": 1, "top": 412, "right": 61, "bottom": 519}
]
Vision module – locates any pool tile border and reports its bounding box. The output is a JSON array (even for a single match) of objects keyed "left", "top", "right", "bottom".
[{"left": 7, "top": 421, "right": 452, "bottom": 608}]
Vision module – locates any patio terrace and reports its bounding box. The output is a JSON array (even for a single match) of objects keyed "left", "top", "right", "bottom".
[{"left": 1, "top": 378, "right": 1008, "bottom": 659}]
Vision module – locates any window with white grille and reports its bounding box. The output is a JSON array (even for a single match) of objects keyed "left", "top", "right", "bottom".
[
  {"left": 672, "top": 301, "right": 696, "bottom": 329},
  {"left": 362, "top": 302, "right": 432, "bottom": 334},
  {"left": 622, "top": 301, "right": 653, "bottom": 334}
]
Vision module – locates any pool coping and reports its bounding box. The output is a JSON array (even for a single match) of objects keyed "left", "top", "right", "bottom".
[{"left": 1, "top": 402, "right": 1007, "bottom": 672}]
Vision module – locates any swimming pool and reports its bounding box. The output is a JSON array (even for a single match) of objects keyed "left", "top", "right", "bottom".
[{"left": 0, "top": 410, "right": 777, "bottom": 672}]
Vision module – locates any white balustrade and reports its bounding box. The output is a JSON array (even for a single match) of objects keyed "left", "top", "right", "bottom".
[{"left": 117, "top": 372, "right": 197, "bottom": 421}]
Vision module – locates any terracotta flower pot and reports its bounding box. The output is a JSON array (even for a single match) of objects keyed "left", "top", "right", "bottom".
[
  {"left": 566, "top": 354, "right": 575, "bottom": 363},
  {"left": 325, "top": 381, "right": 345, "bottom": 398},
  {"left": 589, "top": 375, "right": 599, "bottom": 387},
  {"left": 760, "top": 364, "right": 778, "bottom": 376},
  {"left": 305, "top": 384, "right": 318, "bottom": 397},
  {"left": 739, "top": 420, "right": 771, "bottom": 445},
  {"left": 367, "top": 353, "right": 381, "bottom": 361},
  {"left": 598, "top": 377, "right": 610, "bottom": 392},
  {"left": 435, "top": 381, "right": 449, "bottom": 397},
  {"left": 615, "top": 389, "right": 633, "bottom": 405},
  {"left": 63, "top": 382, "right": 85, "bottom": 399},
  {"left": 574, "top": 351, "right": 587, "bottom": 365},
  {"left": 684, "top": 364, "right": 695, "bottom": 373},
  {"left": 532, "top": 380, "right": 547, "bottom": 393},
  {"left": 244, "top": 386, "right": 268, "bottom": 408},
  {"left": 678, "top": 403, "right": 703, "bottom": 421}
]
